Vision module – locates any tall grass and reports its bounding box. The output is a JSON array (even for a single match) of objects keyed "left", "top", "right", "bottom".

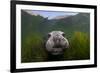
[
  {"left": 64, "top": 32, "right": 90, "bottom": 60},
  {"left": 21, "top": 32, "right": 90, "bottom": 63},
  {"left": 21, "top": 34, "right": 47, "bottom": 63}
]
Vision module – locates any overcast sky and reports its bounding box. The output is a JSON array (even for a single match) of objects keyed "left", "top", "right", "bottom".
[{"left": 28, "top": 10, "right": 78, "bottom": 19}]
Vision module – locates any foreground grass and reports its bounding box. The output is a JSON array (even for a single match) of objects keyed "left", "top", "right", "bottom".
[
  {"left": 21, "top": 34, "right": 47, "bottom": 62},
  {"left": 63, "top": 32, "right": 90, "bottom": 60},
  {"left": 21, "top": 32, "right": 90, "bottom": 63}
]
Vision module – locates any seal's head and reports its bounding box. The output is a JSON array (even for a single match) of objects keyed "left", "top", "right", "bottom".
[{"left": 46, "top": 31, "right": 69, "bottom": 55}]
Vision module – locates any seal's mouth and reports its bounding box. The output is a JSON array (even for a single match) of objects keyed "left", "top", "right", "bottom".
[
  {"left": 52, "top": 48, "right": 63, "bottom": 55},
  {"left": 52, "top": 44, "right": 67, "bottom": 55},
  {"left": 53, "top": 45, "right": 63, "bottom": 48}
]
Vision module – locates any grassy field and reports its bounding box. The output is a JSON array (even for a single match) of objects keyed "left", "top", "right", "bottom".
[{"left": 21, "top": 31, "right": 90, "bottom": 63}]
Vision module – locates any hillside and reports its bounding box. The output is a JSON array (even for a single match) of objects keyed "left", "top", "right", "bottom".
[{"left": 21, "top": 10, "right": 90, "bottom": 38}]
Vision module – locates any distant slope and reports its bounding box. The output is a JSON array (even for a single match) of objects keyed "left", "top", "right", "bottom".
[
  {"left": 21, "top": 10, "right": 90, "bottom": 38},
  {"left": 21, "top": 10, "right": 46, "bottom": 37},
  {"left": 52, "top": 13, "right": 90, "bottom": 33}
]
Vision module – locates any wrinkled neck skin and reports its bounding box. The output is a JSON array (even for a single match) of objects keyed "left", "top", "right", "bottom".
[{"left": 46, "top": 50, "right": 64, "bottom": 61}]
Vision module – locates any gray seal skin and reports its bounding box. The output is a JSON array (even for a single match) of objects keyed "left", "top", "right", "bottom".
[{"left": 46, "top": 31, "right": 69, "bottom": 55}]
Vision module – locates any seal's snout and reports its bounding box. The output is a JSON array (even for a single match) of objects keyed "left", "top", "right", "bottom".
[
  {"left": 53, "top": 35, "right": 61, "bottom": 44},
  {"left": 53, "top": 34, "right": 68, "bottom": 48},
  {"left": 53, "top": 36, "right": 63, "bottom": 48}
]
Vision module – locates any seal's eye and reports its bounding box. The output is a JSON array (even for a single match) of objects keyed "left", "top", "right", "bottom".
[
  {"left": 62, "top": 33, "right": 65, "bottom": 36},
  {"left": 48, "top": 33, "right": 51, "bottom": 38}
]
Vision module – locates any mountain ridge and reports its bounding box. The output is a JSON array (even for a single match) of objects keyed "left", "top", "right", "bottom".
[{"left": 21, "top": 10, "right": 90, "bottom": 38}]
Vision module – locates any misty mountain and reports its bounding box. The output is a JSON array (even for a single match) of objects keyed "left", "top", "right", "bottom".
[
  {"left": 21, "top": 10, "right": 90, "bottom": 38},
  {"left": 51, "top": 15, "right": 72, "bottom": 20}
]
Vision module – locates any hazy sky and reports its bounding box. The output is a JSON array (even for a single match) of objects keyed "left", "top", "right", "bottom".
[{"left": 31, "top": 10, "right": 78, "bottom": 19}]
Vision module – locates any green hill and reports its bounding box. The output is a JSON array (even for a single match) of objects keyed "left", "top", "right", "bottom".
[{"left": 21, "top": 10, "right": 90, "bottom": 38}]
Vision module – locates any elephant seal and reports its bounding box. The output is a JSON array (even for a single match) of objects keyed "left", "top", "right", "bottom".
[{"left": 46, "top": 31, "right": 69, "bottom": 55}]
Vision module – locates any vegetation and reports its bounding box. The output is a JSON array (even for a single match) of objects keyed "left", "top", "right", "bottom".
[
  {"left": 63, "top": 32, "right": 90, "bottom": 60},
  {"left": 21, "top": 34, "right": 47, "bottom": 62}
]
